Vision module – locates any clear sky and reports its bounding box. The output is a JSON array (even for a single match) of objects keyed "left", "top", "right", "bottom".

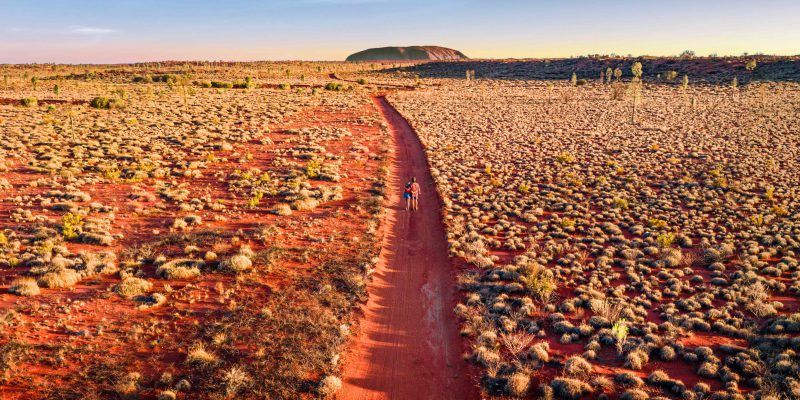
[{"left": 1, "top": 0, "right": 798, "bottom": 63}]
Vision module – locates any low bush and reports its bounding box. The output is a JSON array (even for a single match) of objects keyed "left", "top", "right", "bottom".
[
  {"left": 156, "top": 258, "right": 203, "bottom": 280},
  {"left": 211, "top": 81, "right": 234, "bottom": 89},
  {"left": 62, "top": 212, "right": 83, "bottom": 239},
  {"left": 233, "top": 77, "right": 254, "bottom": 89},
  {"left": 152, "top": 74, "right": 178, "bottom": 83},
  {"left": 292, "top": 198, "right": 319, "bottom": 211},
  {"left": 132, "top": 75, "right": 153, "bottom": 83},
  {"left": 38, "top": 268, "right": 80, "bottom": 288},
  {"left": 520, "top": 267, "right": 556, "bottom": 302},
  {"left": 325, "top": 82, "right": 345, "bottom": 91},
  {"left": 20, "top": 98, "right": 37, "bottom": 107},
  {"left": 114, "top": 277, "right": 153, "bottom": 297},
  {"left": 9, "top": 278, "right": 40, "bottom": 296},
  {"left": 220, "top": 253, "right": 252, "bottom": 273},
  {"left": 318, "top": 375, "right": 342, "bottom": 397},
  {"left": 186, "top": 343, "right": 218, "bottom": 367},
  {"left": 564, "top": 356, "right": 593, "bottom": 377},
  {"left": 506, "top": 372, "right": 530, "bottom": 396},
  {"left": 625, "top": 348, "right": 650, "bottom": 370},
  {"left": 90, "top": 96, "right": 123, "bottom": 109},
  {"left": 551, "top": 377, "right": 593, "bottom": 399},
  {"left": 273, "top": 203, "right": 293, "bottom": 216}
]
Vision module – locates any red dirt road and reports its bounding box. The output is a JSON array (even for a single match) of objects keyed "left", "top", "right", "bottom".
[{"left": 339, "top": 96, "right": 477, "bottom": 400}]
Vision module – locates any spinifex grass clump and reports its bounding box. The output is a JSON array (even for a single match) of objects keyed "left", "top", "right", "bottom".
[
  {"left": 19, "top": 97, "right": 37, "bottom": 107},
  {"left": 325, "top": 82, "right": 346, "bottom": 91},
  {"left": 90, "top": 96, "right": 123, "bottom": 109}
]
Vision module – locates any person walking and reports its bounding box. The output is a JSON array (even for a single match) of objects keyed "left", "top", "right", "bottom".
[
  {"left": 409, "top": 177, "right": 420, "bottom": 211},
  {"left": 403, "top": 179, "right": 413, "bottom": 210}
]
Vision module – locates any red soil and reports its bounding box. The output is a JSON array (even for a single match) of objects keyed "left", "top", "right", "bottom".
[
  {"left": 0, "top": 95, "right": 388, "bottom": 398},
  {"left": 338, "top": 96, "right": 478, "bottom": 400}
]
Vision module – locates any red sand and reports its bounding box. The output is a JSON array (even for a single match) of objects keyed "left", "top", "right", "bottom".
[{"left": 338, "top": 96, "right": 478, "bottom": 400}]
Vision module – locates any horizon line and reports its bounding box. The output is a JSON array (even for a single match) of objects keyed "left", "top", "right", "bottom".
[{"left": 3, "top": 53, "right": 798, "bottom": 67}]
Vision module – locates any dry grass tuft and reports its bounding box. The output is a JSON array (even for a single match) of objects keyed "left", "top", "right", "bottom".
[
  {"left": 9, "top": 278, "right": 40, "bottom": 296},
  {"left": 37, "top": 268, "right": 80, "bottom": 288},
  {"left": 114, "top": 277, "right": 153, "bottom": 297}
]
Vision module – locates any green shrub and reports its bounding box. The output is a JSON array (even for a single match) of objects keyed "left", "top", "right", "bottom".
[
  {"left": 62, "top": 212, "right": 84, "bottom": 239},
  {"left": 211, "top": 81, "right": 233, "bottom": 89},
  {"left": 90, "top": 96, "right": 122, "bottom": 109},
  {"left": 521, "top": 267, "right": 556, "bottom": 302},
  {"left": 555, "top": 152, "right": 575, "bottom": 163},
  {"left": 133, "top": 75, "right": 153, "bottom": 83},
  {"left": 650, "top": 218, "right": 668, "bottom": 229},
  {"left": 305, "top": 159, "right": 322, "bottom": 178},
  {"left": 246, "top": 191, "right": 264, "bottom": 208},
  {"left": 232, "top": 76, "right": 254, "bottom": 89},
  {"left": 152, "top": 74, "right": 178, "bottom": 84},
  {"left": 325, "top": 82, "right": 345, "bottom": 91},
  {"left": 278, "top": 83, "right": 291, "bottom": 90},
  {"left": 20, "top": 98, "right": 37, "bottom": 107},
  {"left": 357, "top": 78, "right": 368, "bottom": 85}
]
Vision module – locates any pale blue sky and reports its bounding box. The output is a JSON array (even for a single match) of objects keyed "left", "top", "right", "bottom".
[{"left": 1, "top": 0, "right": 798, "bottom": 63}]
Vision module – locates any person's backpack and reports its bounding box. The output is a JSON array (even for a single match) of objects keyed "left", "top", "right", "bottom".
[{"left": 404, "top": 183, "right": 412, "bottom": 193}]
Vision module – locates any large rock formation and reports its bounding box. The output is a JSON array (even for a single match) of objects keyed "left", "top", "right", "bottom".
[{"left": 346, "top": 46, "right": 468, "bottom": 62}]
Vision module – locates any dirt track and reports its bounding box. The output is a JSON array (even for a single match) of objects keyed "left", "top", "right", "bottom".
[{"left": 339, "top": 96, "right": 476, "bottom": 400}]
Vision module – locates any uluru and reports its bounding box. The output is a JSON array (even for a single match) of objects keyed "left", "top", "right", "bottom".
[{"left": 346, "top": 45, "right": 468, "bottom": 61}]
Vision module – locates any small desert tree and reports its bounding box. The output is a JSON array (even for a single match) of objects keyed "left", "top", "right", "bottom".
[
  {"left": 605, "top": 67, "right": 613, "bottom": 84},
  {"left": 682, "top": 75, "right": 689, "bottom": 90},
  {"left": 612, "top": 319, "right": 629, "bottom": 354},
  {"left": 614, "top": 67, "right": 622, "bottom": 81},
  {"left": 631, "top": 61, "right": 643, "bottom": 80},
  {"left": 629, "top": 62, "right": 643, "bottom": 123},
  {"left": 31, "top": 76, "right": 39, "bottom": 90},
  {"left": 570, "top": 72, "right": 577, "bottom": 86},
  {"left": 177, "top": 74, "right": 193, "bottom": 106},
  {"left": 53, "top": 84, "right": 60, "bottom": 97},
  {"left": 465, "top": 69, "right": 475, "bottom": 81},
  {"left": 746, "top": 59, "right": 757, "bottom": 71}
]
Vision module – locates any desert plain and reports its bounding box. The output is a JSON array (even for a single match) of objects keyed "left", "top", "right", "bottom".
[{"left": 0, "top": 57, "right": 798, "bottom": 400}]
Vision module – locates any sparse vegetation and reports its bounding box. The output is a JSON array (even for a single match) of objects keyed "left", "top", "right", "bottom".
[
  {"left": 1, "top": 55, "right": 799, "bottom": 400},
  {"left": 0, "top": 60, "right": 392, "bottom": 399},
  {"left": 388, "top": 61, "right": 800, "bottom": 398}
]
